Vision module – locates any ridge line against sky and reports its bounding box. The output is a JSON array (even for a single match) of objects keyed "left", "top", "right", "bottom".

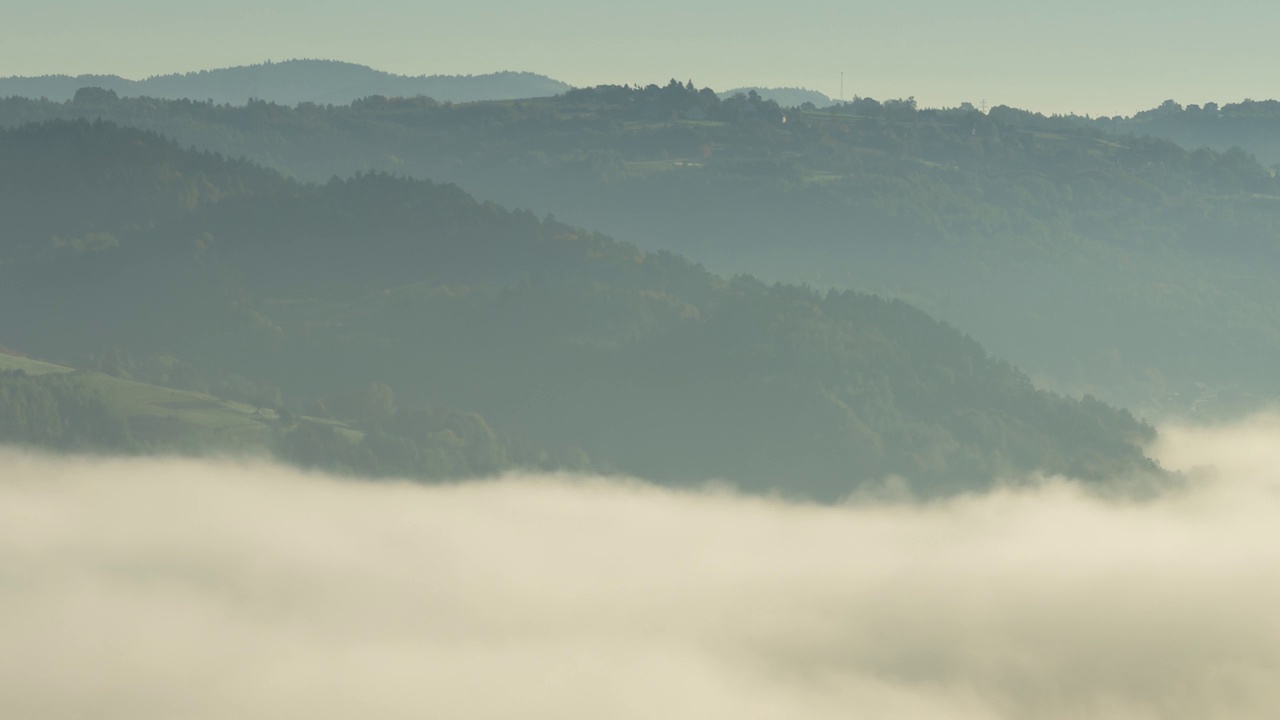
[{"left": 4, "top": 0, "right": 1279, "bottom": 117}]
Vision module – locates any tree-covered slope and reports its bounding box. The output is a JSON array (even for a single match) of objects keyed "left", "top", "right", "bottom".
[
  {"left": 0, "top": 349, "right": 557, "bottom": 480},
  {"left": 1085, "top": 99, "right": 1280, "bottom": 167},
  {"left": 2, "top": 85, "right": 1276, "bottom": 416},
  {"left": 0, "top": 120, "right": 1159, "bottom": 498}
]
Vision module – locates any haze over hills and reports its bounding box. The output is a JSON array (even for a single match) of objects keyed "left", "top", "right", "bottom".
[
  {"left": 0, "top": 120, "right": 1161, "bottom": 498},
  {"left": 0, "top": 59, "right": 572, "bottom": 105},
  {"left": 1083, "top": 98, "right": 1280, "bottom": 167},
  {"left": 6, "top": 81, "right": 1280, "bottom": 417},
  {"left": 721, "top": 86, "right": 834, "bottom": 107},
  {"left": 6, "top": 0, "right": 1280, "bottom": 708}
]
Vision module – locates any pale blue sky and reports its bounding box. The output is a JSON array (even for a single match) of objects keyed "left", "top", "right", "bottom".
[{"left": 4, "top": 0, "right": 1277, "bottom": 115}]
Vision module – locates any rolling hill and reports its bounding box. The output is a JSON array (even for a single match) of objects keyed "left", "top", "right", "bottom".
[
  {"left": 3, "top": 82, "right": 1273, "bottom": 416},
  {"left": 0, "top": 120, "right": 1161, "bottom": 498},
  {"left": 0, "top": 59, "right": 571, "bottom": 106},
  {"left": 1083, "top": 98, "right": 1280, "bottom": 166}
]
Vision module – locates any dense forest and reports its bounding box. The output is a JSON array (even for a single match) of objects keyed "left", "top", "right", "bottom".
[
  {"left": 0, "top": 59, "right": 570, "bottom": 106},
  {"left": 3, "top": 82, "right": 1278, "bottom": 416},
  {"left": 0, "top": 369, "right": 132, "bottom": 451},
  {"left": 0, "top": 120, "right": 1160, "bottom": 498}
]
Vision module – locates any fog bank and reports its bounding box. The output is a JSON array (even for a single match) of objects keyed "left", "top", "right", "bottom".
[{"left": 3, "top": 416, "right": 1280, "bottom": 719}]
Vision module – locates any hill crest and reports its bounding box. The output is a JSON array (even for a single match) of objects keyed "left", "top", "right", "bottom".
[{"left": 0, "top": 59, "right": 572, "bottom": 106}]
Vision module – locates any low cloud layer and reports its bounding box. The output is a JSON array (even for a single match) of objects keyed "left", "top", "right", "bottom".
[{"left": 4, "top": 416, "right": 1280, "bottom": 719}]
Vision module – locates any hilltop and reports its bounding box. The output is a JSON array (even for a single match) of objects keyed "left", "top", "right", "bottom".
[{"left": 721, "top": 86, "right": 834, "bottom": 107}]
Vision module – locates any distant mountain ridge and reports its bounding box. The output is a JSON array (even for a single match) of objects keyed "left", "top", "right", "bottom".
[
  {"left": 721, "top": 86, "right": 833, "bottom": 107},
  {"left": 0, "top": 59, "right": 573, "bottom": 106}
]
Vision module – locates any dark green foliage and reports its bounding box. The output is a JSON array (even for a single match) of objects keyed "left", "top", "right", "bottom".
[
  {"left": 0, "top": 119, "right": 285, "bottom": 260},
  {"left": 0, "top": 120, "right": 1161, "bottom": 498},
  {"left": 0, "top": 370, "right": 133, "bottom": 450},
  {"left": 3, "top": 88, "right": 1279, "bottom": 414}
]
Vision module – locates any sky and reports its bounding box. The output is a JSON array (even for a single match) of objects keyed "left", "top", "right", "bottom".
[{"left": 3, "top": 0, "right": 1278, "bottom": 116}]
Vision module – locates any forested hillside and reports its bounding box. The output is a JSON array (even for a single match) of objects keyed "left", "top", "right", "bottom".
[
  {"left": 1087, "top": 99, "right": 1280, "bottom": 167},
  {"left": 0, "top": 350, "right": 563, "bottom": 479},
  {"left": 0, "top": 59, "right": 570, "bottom": 105},
  {"left": 0, "top": 121, "right": 1159, "bottom": 498},
  {"left": 4, "top": 83, "right": 1278, "bottom": 416}
]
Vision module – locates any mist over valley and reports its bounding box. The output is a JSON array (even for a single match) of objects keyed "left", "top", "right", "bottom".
[
  {"left": 4, "top": 415, "right": 1280, "bottom": 718},
  {"left": 3, "top": 15, "right": 1280, "bottom": 713}
]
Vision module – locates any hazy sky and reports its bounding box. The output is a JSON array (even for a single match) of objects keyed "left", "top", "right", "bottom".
[{"left": 3, "top": 0, "right": 1278, "bottom": 115}]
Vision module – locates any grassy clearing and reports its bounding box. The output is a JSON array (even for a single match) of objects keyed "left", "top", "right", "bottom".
[
  {"left": 0, "top": 351, "right": 73, "bottom": 375},
  {"left": 82, "top": 373, "right": 277, "bottom": 449},
  {"left": 1, "top": 350, "right": 352, "bottom": 450}
]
